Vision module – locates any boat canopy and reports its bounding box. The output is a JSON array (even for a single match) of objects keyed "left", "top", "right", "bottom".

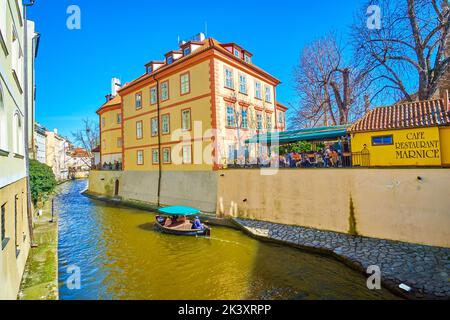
[
  {"left": 157, "top": 206, "right": 201, "bottom": 216},
  {"left": 245, "top": 125, "right": 350, "bottom": 145}
]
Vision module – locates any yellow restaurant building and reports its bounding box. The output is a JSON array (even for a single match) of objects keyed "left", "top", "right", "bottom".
[
  {"left": 98, "top": 35, "right": 287, "bottom": 172},
  {"left": 349, "top": 98, "right": 450, "bottom": 167},
  {"left": 97, "top": 94, "right": 123, "bottom": 165}
]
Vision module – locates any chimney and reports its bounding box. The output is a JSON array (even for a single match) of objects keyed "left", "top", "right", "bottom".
[
  {"left": 105, "top": 94, "right": 113, "bottom": 102},
  {"left": 111, "top": 77, "right": 121, "bottom": 96},
  {"left": 53, "top": 128, "right": 58, "bottom": 135}
]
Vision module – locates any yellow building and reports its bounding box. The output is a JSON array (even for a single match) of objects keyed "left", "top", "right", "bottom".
[
  {"left": 349, "top": 98, "right": 450, "bottom": 167},
  {"left": 100, "top": 35, "right": 287, "bottom": 172},
  {"left": 97, "top": 94, "right": 123, "bottom": 165}
]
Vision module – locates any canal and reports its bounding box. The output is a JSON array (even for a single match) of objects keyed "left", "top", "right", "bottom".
[{"left": 57, "top": 180, "right": 398, "bottom": 300}]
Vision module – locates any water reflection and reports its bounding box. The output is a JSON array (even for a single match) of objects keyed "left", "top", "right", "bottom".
[{"left": 57, "top": 180, "right": 398, "bottom": 300}]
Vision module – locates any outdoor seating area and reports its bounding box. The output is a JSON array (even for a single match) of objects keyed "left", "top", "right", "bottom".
[
  {"left": 226, "top": 125, "right": 371, "bottom": 169},
  {"left": 96, "top": 161, "right": 123, "bottom": 171}
]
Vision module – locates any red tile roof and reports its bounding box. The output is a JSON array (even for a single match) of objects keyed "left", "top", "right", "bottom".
[{"left": 349, "top": 99, "right": 450, "bottom": 133}]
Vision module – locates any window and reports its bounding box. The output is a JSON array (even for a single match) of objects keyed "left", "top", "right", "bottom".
[
  {"left": 167, "top": 56, "right": 174, "bottom": 65},
  {"left": 265, "top": 86, "right": 272, "bottom": 102},
  {"left": 117, "top": 137, "right": 122, "bottom": 148},
  {"left": 162, "top": 147, "right": 171, "bottom": 164},
  {"left": 234, "top": 48, "right": 240, "bottom": 58},
  {"left": 1, "top": 204, "right": 6, "bottom": 244},
  {"left": 266, "top": 114, "right": 272, "bottom": 129},
  {"left": 137, "top": 150, "right": 144, "bottom": 165},
  {"left": 102, "top": 117, "right": 105, "bottom": 127},
  {"left": 224, "top": 67, "right": 234, "bottom": 89},
  {"left": 11, "top": 27, "right": 23, "bottom": 87},
  {"left": 152, "top": 149, "right": 159, "bottom": 164},
  {"left": 0, "top": 84, "right": 6, "bottom": 150},
  {"left": 183, "top": 47, "right": 191, "bottom": 56},
  {"left": 228, "top": 144, "right": 237, "bottom": 163},
  {"left": 117, "top": 113, "right": 122, "bottom": 124},
  {"left": 239, "top": 74, "right": 247, "bottom": 94},
  {"left": 150, "top": 86, "right": 157, "bottom": 105},
  {"left": 147, "top": 66, "right": 153, "bottom": 74},
  {"left": 180, "top": 72, "right": 190, "bottom": 95},
  {"left": 244, "top": 55, "right": 251, "bottom": 63},
  {"left": 151, "top": 117, "right": 158, "bottom": 137},
  {"left": 181, "top": 109, "right": 191, "bottom": 131},
  {"left": 135, "top": 93, "right": 142, "bottom": 109},
  {"left": 136, "top": 121, "right": 143, "bottom": 139},
  {"left": 241, "top": 109, "right": 248, "bottom": 129},
  {"left": 160, "top": 81, "right": 169, "bottom": 101},
  {"left": 182, "top": 145, "right": 192, "bottom": 164},
  {"left": 257, "top": 113, "right": 263, "bottom": 130},
  {"left": 372, "top": 135, "right": 393, "bottom": 146},
  {"left": 255, "top": 81, "right": 262, "bottom": 99},
  {"left": 161, "top": 114, "right": 170, "bottom": 134},
  {"left": 12, "top": 113, "right": 22, "bottom": 155},
  {"left": 226, "top": 105, "right": 235, "bottom": 127},
  {"left": 279, "top": 112, "right": 284, "bottom": 124}
]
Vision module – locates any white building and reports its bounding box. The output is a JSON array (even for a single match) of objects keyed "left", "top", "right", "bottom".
[
  {"left": 34, "top": 122, "right": 46, "bottom": 164},
  {"left": 45, "top": 129, "right": 71, "bottom": 182},
  {"left": 0, "top": 0, "right": 38, "bottom": 300}
]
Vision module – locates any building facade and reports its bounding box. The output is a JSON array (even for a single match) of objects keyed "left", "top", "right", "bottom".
[
  {"left": 34, "top": 122, "right": 46, "bottom": 164},
  {"left": 0, "top": 0, "right": 37, "bottom": 300},
  {"left": 99, "top": 36, "right": 287, "bottom": 172},
  {"left": 45, "top": 129, "right": 70, "bottom": 181},
  {"left": 349, "top": 98, "right": 450, "bottom": 167}
]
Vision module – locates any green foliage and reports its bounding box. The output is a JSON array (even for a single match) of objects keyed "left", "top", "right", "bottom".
[
  {"left": 279, "top": 141, "right": 313, "bottom": 154},
  {"left": 29, "top": 159, "right": 57, "bottom": 206}
]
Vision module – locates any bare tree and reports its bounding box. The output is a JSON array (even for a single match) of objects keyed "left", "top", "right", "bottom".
[
  {"left": 353, "top": 0, "right": 450, "bottom": 102},
  {"left": 72, "top": 118, "right": 99, "bottom": 168},
  {"left": 293, "top": 33, "right": 368, "bottom": 128}
]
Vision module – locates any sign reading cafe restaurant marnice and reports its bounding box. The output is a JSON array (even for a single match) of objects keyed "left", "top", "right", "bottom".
[{"left": 395, "top": 130, "right": 441, "bottom": 160}]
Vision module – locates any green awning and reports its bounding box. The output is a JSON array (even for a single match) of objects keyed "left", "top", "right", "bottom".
[{"left": 245, "top": 125, "right": 350, "bottom": 145}]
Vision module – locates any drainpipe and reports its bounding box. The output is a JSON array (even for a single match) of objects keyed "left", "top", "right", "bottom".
[
  {"left": 23, "top": 1, "right": 35, "bottom": 246},
  {"left": 154, "top": 76, "right": 162, "bottom": 207}
]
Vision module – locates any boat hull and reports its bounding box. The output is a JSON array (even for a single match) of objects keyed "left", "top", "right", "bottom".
[{"left": 155, "top": 219, "right": 211, "bottom": 237}]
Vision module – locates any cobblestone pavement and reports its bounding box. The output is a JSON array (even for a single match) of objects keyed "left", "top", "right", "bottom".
[{"left": 233, "top": 218, "right": 450, "bottom": 300}]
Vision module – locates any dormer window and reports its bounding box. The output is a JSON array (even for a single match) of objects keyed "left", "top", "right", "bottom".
[
  {"left": 244, "top": 54, "right": 251, "bottom": 64},
  {"left": 147, "top": 66, "right": 153, "bottom": 74},
  {"left": 183, "top": 47, "right": 191, "bottom": 56},
  {"left": 167, "top": 56, "right": 174, "bottom": 65},
  {"left": 234, "top": 48, "right": 240, "bottom": 58}
]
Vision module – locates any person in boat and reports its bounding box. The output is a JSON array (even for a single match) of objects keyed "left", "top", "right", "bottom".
[
  {"left": 156, "top": 215, "right": 165, "bottom": 225},
  {"left": 192, "top": 216, "right": 204, "bottom": 230}
]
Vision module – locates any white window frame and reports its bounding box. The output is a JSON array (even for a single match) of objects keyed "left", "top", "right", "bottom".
[
  {"left": 152, "top": 149, "right": 159, "bottom": 164},
  {"left": 224, "top": 67, "right": 234, "bottom": 89},
  {"left": 265, "top": 86, "right": 272, "bottom": 102},
  {"left": 182, "top": 145, "right": 192, "bottom": 164},
  {"left": 137, "top": 150, "right": 144, "bottom": 165},
  {"left": 161, "top": 114, "right": 170, "bottom": 134},
  {"left": 241, "top": 108, "right": 248, "bottom": 129},
  {"left": 239, "top": 74, "right": 247, "bottom": 94},
  {"left": 226, "top": 105, "right": 235, "bottom": 127},
  {"left": 255, "top": 81, "right": 262, "bottom": 99},
  {"left": 136, "top": 121, "right": 143, "bottom": 139},
  {"left": 160, "top": 81, "right": 169, "bottom": 101},
  {"left": 162, "top": 147, "right": 171, "bottom": 164},
  {"left": 181, "top": 109, "right": 191, "bottom": 131},
  {"left": 151, "top": 117, "right": 158, "bottom": 137},
  {"left": 180, "top": 73, "right": 190, "bottom": 95},
  {"left": 135, "top": 93, "right": 142, "bottom": 109},
  {"left": 150, "top": 87, "right": 157, "bottom": 105}
]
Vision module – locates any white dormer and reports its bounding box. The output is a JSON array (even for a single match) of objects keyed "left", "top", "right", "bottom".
[
  {"left": 164, "top": 50, "right": 183, "bottom": 65},
  {"left": 145, "top": 61, "right": 165, "bottom": 74}
]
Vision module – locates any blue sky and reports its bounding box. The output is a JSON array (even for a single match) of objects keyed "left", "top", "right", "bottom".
[{"left": 28, "top": 0, "right": 366, "bottom": 139}]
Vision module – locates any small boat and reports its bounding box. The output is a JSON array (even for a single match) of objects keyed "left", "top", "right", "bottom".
[{"left": 155, "top": 206, "right": 211, "bottom": 237}]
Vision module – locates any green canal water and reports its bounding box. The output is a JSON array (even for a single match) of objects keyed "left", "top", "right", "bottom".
[{"left": 57, "top": 180, "right": 398, "bottom": 300}]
